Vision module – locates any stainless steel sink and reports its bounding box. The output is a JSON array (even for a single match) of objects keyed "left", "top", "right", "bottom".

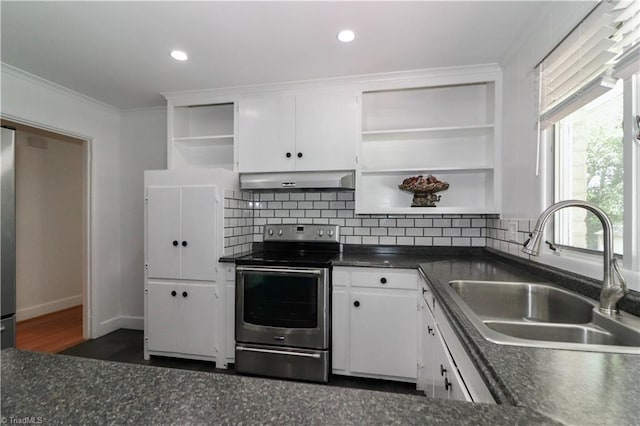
[{"left": 444, "top": 280, "right": 640, "bottom": 354}]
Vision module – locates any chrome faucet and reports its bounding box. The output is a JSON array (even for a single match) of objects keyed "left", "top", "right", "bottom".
[{"left": 522, "top": 200, "right": 627, "bottom": 315}]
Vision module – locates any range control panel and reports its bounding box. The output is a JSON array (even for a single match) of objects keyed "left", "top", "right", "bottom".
[{"left": 263, "top": 224, "right": 340, "bottom": 243}]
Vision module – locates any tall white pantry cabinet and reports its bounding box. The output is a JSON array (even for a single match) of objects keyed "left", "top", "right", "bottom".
[{"left": 144, "top": 168, "right": 238, "bottom": 366}]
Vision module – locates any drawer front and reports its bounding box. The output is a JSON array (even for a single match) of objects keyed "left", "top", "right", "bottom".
[
  {"left": 333, "top": 268, "right": 350, "bottom": 286},
  {"left": 350, "top": 268, "right": 418, "bottom": 290}
]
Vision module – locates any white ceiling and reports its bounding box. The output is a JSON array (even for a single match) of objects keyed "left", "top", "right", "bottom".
[{"left": 2, "top": 1, "right": 553, "bottom": 110}]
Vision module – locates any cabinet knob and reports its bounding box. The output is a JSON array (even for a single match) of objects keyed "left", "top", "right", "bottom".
[
  {"left": 171, "top": 290, "right": 177, "bottom": 297},
  {"left": 297, "top": 152, "right": 303, "bottom": 158},
  {"left": 172, "top": 240, "right": 178, "bottom": 246},
  {"left": 182, "top": 241, "right": 188, "bottom": 247},
  {"left": 380, "top": 277, "right": 387, "bottom": 284},
  {"left": 286, "top": 152, "right": 292, "bottom": 158},
  {"left": 182, "top": 291, "right": 188, "bottom": 298},
  {"left": 444, "top": 377, "right": 452, "bottom": 391},
  {"left": 440, "top": 364, "right": 447, "bottom": 376},
  {"left": 353, "top": 300, "right": 360, "bottom": 307}
]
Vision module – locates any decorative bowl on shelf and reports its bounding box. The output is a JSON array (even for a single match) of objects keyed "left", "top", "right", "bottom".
[{"left": 398, "top": 175, "right": 450, "bottom": 207}]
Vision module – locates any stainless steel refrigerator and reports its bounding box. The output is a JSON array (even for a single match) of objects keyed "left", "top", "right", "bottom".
[{"left": 1, "top": 126, "right": 16, "bottom": 349}]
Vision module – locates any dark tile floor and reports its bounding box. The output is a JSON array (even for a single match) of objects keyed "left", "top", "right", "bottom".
[{"left": 61, "top": 329, "right": 422, "bottom": 396}]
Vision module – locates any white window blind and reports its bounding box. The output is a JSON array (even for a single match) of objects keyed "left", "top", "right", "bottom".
[{"left": 538, "top": 0, "right": 640, "bottom": 128}]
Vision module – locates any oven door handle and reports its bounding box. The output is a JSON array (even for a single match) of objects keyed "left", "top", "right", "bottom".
[
  {"left": 236, "top": 346, "right": 321, "bottom": 359},
  {"left": 236, "top": 266, "right": 323, "bottom": 276}
]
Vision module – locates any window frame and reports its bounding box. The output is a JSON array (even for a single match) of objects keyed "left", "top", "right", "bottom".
[{"left": 541, "top": 71, "right": 639, "bottom": 292}]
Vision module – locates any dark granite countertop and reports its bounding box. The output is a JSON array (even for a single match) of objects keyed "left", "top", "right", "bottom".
[
  {"left": 0, "top": 349, "right": 554, "bottom": 425},
  {"left": 418, "top": 256, "right": 640, "bottom": 425}
]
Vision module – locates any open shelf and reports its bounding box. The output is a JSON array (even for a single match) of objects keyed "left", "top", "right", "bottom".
[
  {"left": 361, "top": 166, "right": 494, "bottom": 174},
  {"left": 361, "top": 124, "right": 493, "bottom": 142},
  {"left": 173, "top": 135, "right": 234, "bottom": 144},
  {"left": 357, "top": 79, "right": 500, "bottom": 214},
  {"left": 169, "top": 102, "right": 236, "bottom": 170},
  {"left": 356, "top": 169, "right": 496, "bottom": 215}
]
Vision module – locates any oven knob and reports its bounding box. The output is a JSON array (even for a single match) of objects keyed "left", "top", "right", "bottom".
[
  {"left": 278, "top": 229, "right": 283, "bottom": 236},
  {"left": 268, "top": 228, "right": 274, "bottom": 236},
  {"left": 317, "top": 229, "right": 324, "bottom": 237},
  {"left": 328, "top": 230, "right": 334, "bottom": 237}
]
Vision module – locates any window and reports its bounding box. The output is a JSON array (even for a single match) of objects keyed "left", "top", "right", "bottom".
[
  {"left": 537, "top": 1, "right": 639, "bottom": 261},
  {"left": 554, "top": 81, "right": 624, "bottom": 254}
]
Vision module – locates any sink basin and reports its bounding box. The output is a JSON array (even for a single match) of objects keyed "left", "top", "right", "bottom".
[
  {"left": 444, "top": 280, "right": 640, "bottom": 354},
  {"left": 449, "top": 280, "right": 593, "bottom": 324}
]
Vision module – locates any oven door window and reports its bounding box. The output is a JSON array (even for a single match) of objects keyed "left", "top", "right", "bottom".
[{"left": 243, "top": 272, "right": 318, "bottom": 329}]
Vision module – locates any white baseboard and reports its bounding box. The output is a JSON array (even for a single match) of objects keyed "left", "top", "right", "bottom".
[
  {"left": 97, "top": 315, "right": 144, "bottom": 337},
  {"left": 16, "top": 294, "right": 82, "bottom": 321}
]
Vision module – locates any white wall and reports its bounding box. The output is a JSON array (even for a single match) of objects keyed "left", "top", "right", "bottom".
[
  {"left": 1, "top": 65, "right": 122, "bottom": 337},
  {"left": 15, "top": 131, "right": 84, "bottom": 320},
  {"left": 119, "top": 108, "right": 166, "bottom": 326},
  {"left": 499, "top": 2, "right": 595, "bottom": 219}
]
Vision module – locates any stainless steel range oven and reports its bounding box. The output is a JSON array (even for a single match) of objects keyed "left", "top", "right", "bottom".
[{"left": 235, "top": 224, "right": 340, "bottom": 383}]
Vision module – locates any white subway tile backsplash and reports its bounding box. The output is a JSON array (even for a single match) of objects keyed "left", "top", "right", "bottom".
[
  {"left": 225, "top": 191, "right": 498, "bottom": 252},
  {"left": 362, "top": 236, "right": 379, "bottom": 245},
  {"left": 415, "top": 219, "right": 433, "bottom": 227},
  {"left": 397, "top": 237, "right": 415, "bottom": 245},
  {"left": 371, "top": 228, "right": 388, "bottom": 236},
  {"left": 443, "top": 228, "right": 461, "bottom": 237},
  {"left": 433, "top": 237, "right": 451, "bottom": 246},
  {"left": 388, "top": 228, "right": 405, "bottom": 236},
  {"left": 379, "top": 218, "right": 396, "bottom": 227},
  {"left": 379, "top": 236, "right": 396, "bottom": 245},
  {"left": 354, "top": 227, "right": 371, "bottom": 236},
  {"left": 433, "top": 218, "right": 451, "bottom": 227},
  {"left": 321, "top": 193, "right": 337, "bottom": 201},
  {"left": 406, "top": 228, "right": 423, "bottom": 237}
]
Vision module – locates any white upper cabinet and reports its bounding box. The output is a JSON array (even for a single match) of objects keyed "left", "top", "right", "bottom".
[
  {"left": 146, "top": 184, "right": 218, "bottom": 281},
  {"left": 294, "top": 90, "right": 359, "bottom": 172},
  {"left": 237, "top": 89, "right": 359, "bottom": 173},
  {"left": 236, "top": 96, "right": 296, "bottom": 173}
]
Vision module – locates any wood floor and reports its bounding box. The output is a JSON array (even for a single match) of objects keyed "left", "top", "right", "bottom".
[{"left": 17, "top": 305, "right": 85, "bottom": 353}]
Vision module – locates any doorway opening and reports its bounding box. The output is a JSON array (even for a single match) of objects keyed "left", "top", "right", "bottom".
[{"left": 2, "top": 119, "right": 90, "bottom": 353}]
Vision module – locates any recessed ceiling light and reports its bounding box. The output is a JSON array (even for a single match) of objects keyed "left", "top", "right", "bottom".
[
  {"left": 337, "top": 30, "right": 356, "bottom": 43},
  {"left": 170, "top": 50, "right": 188, "bottom": 61}
]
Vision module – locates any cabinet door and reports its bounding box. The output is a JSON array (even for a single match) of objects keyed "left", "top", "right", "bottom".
[
  {"left": 147, "top": 186, "right": 181, "bottom": 279},
  {"left": 237, "top": 96, "right": 296, "bottom": 173},
  {"left": 180, "top": 284, "right": 217, "bottom": 357},
  {"left": 332, "top": 288, "right": 348, "bottom": 372},
  {"left": 181, "top": 186, "right": 217, "bottom": 281},
  {"left": 147, "top": 282, "right": 181, "bottom": 353},
  {"left": 432, "top": 328, "right": 450, "bottom": 399},
  {"left": 295, "top": 91, "right": 358, "bottom": 171},
  {"left": 420, "top": 301, "right": 436, "bottom": 397},
  {"left": 349, "top": 290, "right": 417, "bottom": 379}
]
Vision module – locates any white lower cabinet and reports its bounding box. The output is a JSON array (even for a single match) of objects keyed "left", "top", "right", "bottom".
[
  {"left": 349, "top": 290, "right": 417, "bottom": 379},
  {"left": 332, "top": 267, "right": 418, "bottom": 382},
  {"left": 146, "top": 281, "right": 218, "bottom": 358}
]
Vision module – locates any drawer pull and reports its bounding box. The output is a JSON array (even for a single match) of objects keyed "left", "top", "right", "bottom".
[{"left": 380, "top": 277, "right": 387, "bottom": 284}]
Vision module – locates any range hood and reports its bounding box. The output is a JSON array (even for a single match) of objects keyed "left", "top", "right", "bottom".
[{"left": 240, "top": 171, "right": 355, "bottom": 191}]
